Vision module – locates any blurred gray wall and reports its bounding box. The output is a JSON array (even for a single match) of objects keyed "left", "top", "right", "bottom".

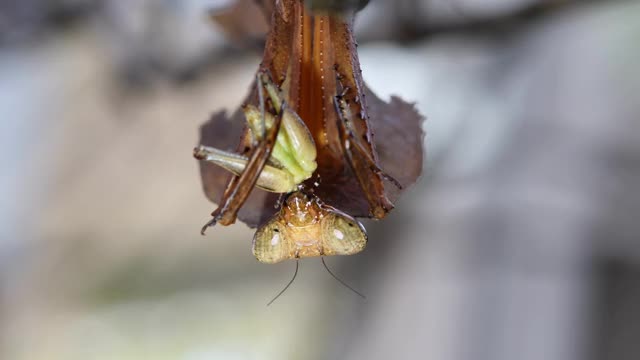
[{"left": 1, "top": 1, "right": 640, "bottom": 359}]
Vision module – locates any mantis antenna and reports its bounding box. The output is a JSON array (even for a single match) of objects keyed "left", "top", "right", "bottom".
[
  {"left": 321, "top": 257, "right": 366, "bottom": 299},
  {"left": 267, "top": 260, "right": 299, "bottom": 306}
]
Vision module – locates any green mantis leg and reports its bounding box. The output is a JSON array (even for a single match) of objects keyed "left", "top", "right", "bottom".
[{"left": 196, "top": 97, "right": 285, "bottom": 234}]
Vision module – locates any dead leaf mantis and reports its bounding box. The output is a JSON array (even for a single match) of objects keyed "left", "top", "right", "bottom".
[{"left": 194, "top": 0, "right": 423, "bottom": 265}]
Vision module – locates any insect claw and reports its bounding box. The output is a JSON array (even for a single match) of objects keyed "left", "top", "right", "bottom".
[
  {"left": 200, "top": 217, "right": 217, "bottom": 235},
  {"left": 193, "top": 146, "right": 206, "bottom": 160}
]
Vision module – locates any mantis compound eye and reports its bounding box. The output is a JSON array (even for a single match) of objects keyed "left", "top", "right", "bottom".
[
  {"left": 320, "top": 212, "right": 367, "bottom": 256},
  {"left": 252, "top": 223, "right": 291, "bottom": 264}
]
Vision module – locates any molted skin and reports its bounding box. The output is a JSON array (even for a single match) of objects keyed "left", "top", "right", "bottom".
[{"left": 252, "top": 192, "right": 367, "bottom": 264}]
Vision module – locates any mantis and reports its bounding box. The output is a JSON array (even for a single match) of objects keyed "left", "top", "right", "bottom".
[
  {"left": 194, "top": 0, "right": 424, "bottom": 265},
  {"left": 195, "top": 70, "right": 368, "bottom": 264}
]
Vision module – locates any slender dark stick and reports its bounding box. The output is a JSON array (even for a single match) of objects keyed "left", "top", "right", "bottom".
[
  {"left": 267, "top": 260, "right": 299, "bottom": 306},
  {"left": 256, "top": 74, "right": 267, "bottom": 141},
  {"left": 321, "top": 257, "right": 366, "bottom": 299}
]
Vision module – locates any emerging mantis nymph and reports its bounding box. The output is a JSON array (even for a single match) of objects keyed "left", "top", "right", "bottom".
[
  {"left": 194, "top": 73, "right": 317, "bottom": 194},
  {"left": 194, "top": 71, "right": 368, "bottom": 264}
]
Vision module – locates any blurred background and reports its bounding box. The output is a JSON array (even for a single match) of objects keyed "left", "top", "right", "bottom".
[{"left": 1, "top": 0, "right": 639, "bottom": 359}]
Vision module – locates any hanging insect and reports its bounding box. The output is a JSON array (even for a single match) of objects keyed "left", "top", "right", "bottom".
[
  {"left": 194, "top": 0, "right": 424, "bottom": 265},
  {"left": 195, "top": 70, "right": 369, "bottom": 263}
]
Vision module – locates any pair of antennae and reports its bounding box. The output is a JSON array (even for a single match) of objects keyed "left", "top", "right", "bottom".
[{"left": 267, "top": 258, "right": 366, "bottom": 306}]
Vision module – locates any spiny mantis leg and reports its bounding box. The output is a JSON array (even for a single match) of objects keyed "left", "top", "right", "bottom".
[
  {"left": 333, "top": 91, "right": 400, "bottom": 219},
  {"left": 197, "top": 100, "right": 286, "bottom": 234},
  {"left": 334, "top": 90, "right": 402, "bottom": 189}
]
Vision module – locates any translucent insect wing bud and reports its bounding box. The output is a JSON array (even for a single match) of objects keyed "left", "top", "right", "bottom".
[
  {"left": 253, "top": 222, "right": 292, "bottom": 264},
  {"left": 320, "top": 213, "right": 367, "bottom": 256}
]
